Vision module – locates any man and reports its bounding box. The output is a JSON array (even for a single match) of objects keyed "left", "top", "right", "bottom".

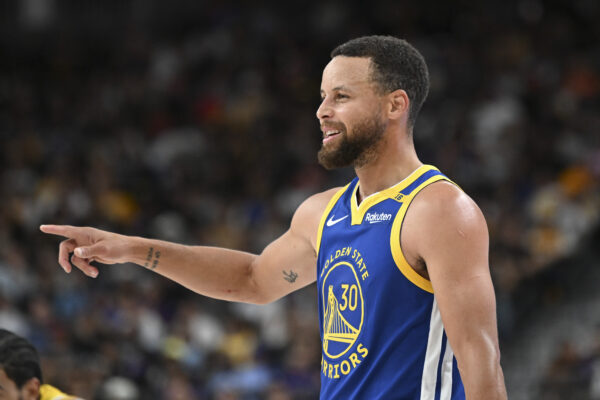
[
  {"left": 41, "top": 36, "right": 507, "bottom": 399},
  {"left": 0, "top": 329, "right": 82, "bottom": 400}
]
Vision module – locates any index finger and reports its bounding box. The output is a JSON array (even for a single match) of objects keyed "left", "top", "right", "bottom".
[{"left": 40, "top": 224, "right": 84, "bottom": 239}]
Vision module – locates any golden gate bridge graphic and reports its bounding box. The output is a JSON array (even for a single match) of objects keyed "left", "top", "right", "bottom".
[{"left": 323, "top": 285, "right": 360, "bottom": 353}]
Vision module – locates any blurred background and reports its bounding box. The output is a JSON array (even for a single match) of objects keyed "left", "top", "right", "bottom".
[{"left": 0, "top": 0, "right": 599, "bottom": 398}]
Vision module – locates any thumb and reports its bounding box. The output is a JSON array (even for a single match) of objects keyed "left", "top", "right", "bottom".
[{"left": 74, "top": 243, "right": 107, "bottom": 258}]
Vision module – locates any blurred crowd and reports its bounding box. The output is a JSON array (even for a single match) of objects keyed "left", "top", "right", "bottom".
[
  {"left": 0, "top": 0, "right": 599, "bottom": 398},
  {"left": 539, "top": 326, "right": 600, "bottom": 400}
]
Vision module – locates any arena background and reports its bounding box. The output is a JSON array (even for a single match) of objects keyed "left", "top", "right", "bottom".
[{"left": 1, "top": 0, "right": 599, "bottom": 398}]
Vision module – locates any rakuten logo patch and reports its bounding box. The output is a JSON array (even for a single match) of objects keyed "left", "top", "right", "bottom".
[{"left": 364, "top": 212, "right": 392, "bottom": 224}]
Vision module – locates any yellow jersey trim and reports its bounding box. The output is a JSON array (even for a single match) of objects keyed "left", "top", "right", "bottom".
[
  {"left": 350, "top": 165, "right": 437, "bottom": 225},
  {"left": 316, "top": 184, "right": 350, "bottom": 257},
  {"left": 39, "top": 384, "right": 80, "bottom": 400},
  {"left": 390, "top": 174, "right": 448, "bottom": 294}
]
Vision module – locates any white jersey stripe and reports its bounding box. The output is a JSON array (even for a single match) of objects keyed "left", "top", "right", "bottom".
[
  {"left": 421, "top": 299, "right": 444, "bottom": 400},
  {"left": 440, "top": 339, "right": 455, "bottom": 400}
]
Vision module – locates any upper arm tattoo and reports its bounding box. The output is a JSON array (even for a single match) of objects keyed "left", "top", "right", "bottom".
[{"left": 283, "top": 270, "right": 298, "bottom": 283}]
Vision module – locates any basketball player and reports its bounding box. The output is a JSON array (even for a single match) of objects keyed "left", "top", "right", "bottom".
[
  {"left": 41, "top": 36, "right": 507, "bottom": 399},
  {"left": 0, "top": 329, "right": 82, "bottom": 400}
]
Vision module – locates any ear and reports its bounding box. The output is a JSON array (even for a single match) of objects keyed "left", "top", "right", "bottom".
[
  {"left": 20, "top": 377, "right": 41, "bottom": 400},
  {"left": 387, "top": 89, "right": 409, "bottom": 121}
]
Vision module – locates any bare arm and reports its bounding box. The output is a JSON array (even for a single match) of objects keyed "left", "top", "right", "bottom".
[
  {"left": 403, "top": 182, "right": 507, "bottom": 399},
  {"left": 40, "top": 189, "right": 339, "bottom": 304}
]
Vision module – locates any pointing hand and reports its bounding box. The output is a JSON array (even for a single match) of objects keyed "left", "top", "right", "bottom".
[{"left": 40, "top": 225, "right": 128, "bottom": 278}]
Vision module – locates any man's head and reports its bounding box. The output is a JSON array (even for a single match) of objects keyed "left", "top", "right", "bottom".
[
  {"left": 0, "top": 329, "right": 42, "bottom": 400},
  {"left": 317, "top": 36, "right": 429, "bottom": 169}
]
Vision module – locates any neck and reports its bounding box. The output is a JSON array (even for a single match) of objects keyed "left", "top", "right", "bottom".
[{"left": 354, "top": 129, "right": 422, "bottom": 203}]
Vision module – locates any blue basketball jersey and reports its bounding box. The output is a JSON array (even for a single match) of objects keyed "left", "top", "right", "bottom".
[{"left": 316, "top": 165, "right": 465, "bottom": 399}]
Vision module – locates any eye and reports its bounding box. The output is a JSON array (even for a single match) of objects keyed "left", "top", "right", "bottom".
[{"left": 335, "top": 93, "right": 349, "bottom": 101}]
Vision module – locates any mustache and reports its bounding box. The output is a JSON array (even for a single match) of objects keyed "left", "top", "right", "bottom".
[{"left": 320, "top": 122, "right": 346, "bottom": 131}]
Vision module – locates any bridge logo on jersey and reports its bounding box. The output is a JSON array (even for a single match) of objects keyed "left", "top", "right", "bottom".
[
  {"left": 322, "top": 261, "right": 364, "bottom": 359},
  {"left": 323, "top": 285, "right": 360, "bottom": 355},
  {"left": 320, "top": 248, "right": 370, "bottom": 379}
]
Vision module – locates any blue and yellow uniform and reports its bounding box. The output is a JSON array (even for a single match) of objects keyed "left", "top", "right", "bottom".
[
  {"left": 316, "top": 165, "right": 465, "bottom": 399},
  {"left": 40, "top": 384, "right": 82, "bottom": 400}
]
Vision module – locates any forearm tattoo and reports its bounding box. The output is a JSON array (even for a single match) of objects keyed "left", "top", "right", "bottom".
[
  {"left": 282, "top": 270, "right": 298, "bottom": 283},
  {"left": 144, "top": 247, "right": 161, "bottom": 269}
]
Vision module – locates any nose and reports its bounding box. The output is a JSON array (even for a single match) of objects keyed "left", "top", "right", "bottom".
[{"left": 316, "top": 98, "right": 333, "bottom": 121}]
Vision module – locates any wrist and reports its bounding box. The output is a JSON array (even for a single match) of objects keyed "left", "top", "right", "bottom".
[{"left": 126, "top": 236, "right": 154, "bottom": 266}]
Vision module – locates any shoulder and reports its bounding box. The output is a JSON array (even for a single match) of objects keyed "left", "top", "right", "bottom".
[
  {"left": 290, "top": 187, "right": 345, "bottom": 245},
  {"left": 404, "top": 180, "right": 488, "bottom": 258},
  {"left": 412, "top": 180, "right": 485, "bottom": 224},
  {"left": 292, "top": 187, "right": 345, "bottom": 224}
]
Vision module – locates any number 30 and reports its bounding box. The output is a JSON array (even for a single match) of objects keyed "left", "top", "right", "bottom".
[{"left": 340, "top": 284, "right": 358, "bottom": 311}]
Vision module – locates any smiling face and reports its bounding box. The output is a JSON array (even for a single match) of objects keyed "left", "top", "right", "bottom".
[{"left": 316, "top": 56, "right": 389, "bottom": 169}]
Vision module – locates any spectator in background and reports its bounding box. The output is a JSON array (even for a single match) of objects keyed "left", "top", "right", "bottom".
[
  {"left": 538, "top": 340, "right": 590, "bottom": 400},
  {"left": 0, "top": 328, "right": 82, "bottom": 400},
  {"left": 96, "top": 377, "right": 139, "bottom": 400}
]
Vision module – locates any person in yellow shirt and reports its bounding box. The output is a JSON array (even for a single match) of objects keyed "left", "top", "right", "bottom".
[{"left": 0, "top": 329, "right": 82, "bottom": 400}]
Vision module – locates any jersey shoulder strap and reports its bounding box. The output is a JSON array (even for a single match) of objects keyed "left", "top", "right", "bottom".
[{"left": 390, "top": 165, "right": 457, "bottom": 293}]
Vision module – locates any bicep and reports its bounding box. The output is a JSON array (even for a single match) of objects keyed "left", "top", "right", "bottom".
[
  {"left": 250, "top": 227, "right": 317, "bottom": 304},
  {"left": 248, "top": 189, "right": 339, "bottom": 304},
  {"left": 430, "top": 259, "right": 498, "bottom": 356},
  {"left": 417, "top": 192, "right": 500, "bottom": 362},
  {"left": 248, "top": 188, "right": 339, "bottom": 304},
  {"left": 407, "top": 183, "right": 506, "bottom": 397}
]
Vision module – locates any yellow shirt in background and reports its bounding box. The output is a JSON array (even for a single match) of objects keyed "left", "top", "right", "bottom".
[{"left": 39, "top": 384, "right": 82, "bottom": 400}]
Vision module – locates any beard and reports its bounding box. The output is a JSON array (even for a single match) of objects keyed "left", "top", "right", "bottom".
[{"left": 317, "top": 112, "right": 387, "bottom": 170}]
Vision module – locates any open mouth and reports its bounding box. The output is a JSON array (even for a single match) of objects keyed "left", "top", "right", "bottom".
[{"left": 323, "top": 130, "right": 341, "bottom": 143}]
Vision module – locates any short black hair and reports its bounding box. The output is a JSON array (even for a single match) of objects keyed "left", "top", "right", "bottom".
[
  {"left": 0, "top": 329, "right": 43, "bottom": 388},
  {"left": 330, "top": 35, "right": 430, "bottom": 129}
]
